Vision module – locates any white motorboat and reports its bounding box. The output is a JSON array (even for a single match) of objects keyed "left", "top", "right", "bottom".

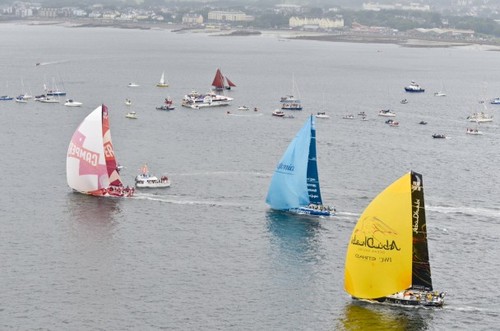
[
  {"left": 128, "top": 82, "right": 140, "bottom": 87},
  {"left": 126, "top": 111, "right": 138, "bottom": 119},
  {"left": 467, "top": 112, "right": 493, "bottom": 123},
  {"left": 315, "top": 112, "right": 330, "bottom": 119},
  {"left": 378, "top": 109, "right": 396, "bottom": 117},
  {"left": 135, "top": 164, "right": 171, "bottom": 188},
  {"left": 64, "top": 99, "right": 82, "bottom": 107}
]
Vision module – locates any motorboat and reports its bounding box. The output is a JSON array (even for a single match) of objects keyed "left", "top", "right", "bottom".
[
  {"left": 404, "top": 81, "right": 425, "bottom": 93},
  {"left": 378, "top": 109, "right": 396, "bottom": 117},
  {"left": 490, "top": 97, "right": 500, "bottom": 104},
  {"left": 400, "top": 98, "right": 408, "bottom": 104},
  {"left": 434, "top": 91, "right": 446, "bottom": 97},
  {"left": 419, "top": 121, "right": 428, "bottom": 125},
  {"left": 125, "top": 99, "right": 132, "bottom": 106},
  {"left": 432, "top": 134, "right": 447, "bottom": 139},
  {"left": 0, "top": 95, "right": 13, "bottom": 101},
  {"left": 315, "top": 112, "right": 330, "bottom": 119},
  {"left": 466, "top": 128, "right": 483, "bottom": 135},
  {"left": 64, "top": 99, "right": 82, "bottom": 107},
  {"left": 15, "top": 95, "right": 27, "bottom": 103},
  {"left": 238, "top": 106, "right": 250, "bottom": 111},
  {"left": 128, "top": 82, "right": 140, "bottom": 87},
  {"left": 126, "top": 111, "right": 138, "bottom": 119},
  {"left": 135, "top": 164, "right": 171, "bottom": 188},
  {"left": 280, "top": 95, "right": 302, "bottom": 110},
  {"left": 37, "top": 96, "right": 59, "bottom": 103},
  {"left": 272, "top": 109, "right": 285, "bottom": 117},
  {"left": 342, "top": 114, "right": 355, "bottom": 119},
  {"left": 467, "top": 112, "right": 493, "bottom": 123}
]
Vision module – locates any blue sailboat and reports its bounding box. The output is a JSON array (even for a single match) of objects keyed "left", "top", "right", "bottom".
[{"left": 266, "top": 115, "right": 335, "bottom": 217}]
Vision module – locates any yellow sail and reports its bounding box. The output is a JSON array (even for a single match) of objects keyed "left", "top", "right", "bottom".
[{"left": 344, "top": 172, "right": 413, "bottom": 299}]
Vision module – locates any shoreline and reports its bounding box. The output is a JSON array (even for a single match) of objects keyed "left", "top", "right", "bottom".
[{"left": 4, "top": 17, "right": 500, "bottom": 50}]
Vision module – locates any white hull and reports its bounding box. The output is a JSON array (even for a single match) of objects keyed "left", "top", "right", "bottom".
[{"left": 136, "top": 180, "right": 171, "bottom": 188}]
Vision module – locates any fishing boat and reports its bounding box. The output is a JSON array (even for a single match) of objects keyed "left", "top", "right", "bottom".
[
  {"left": 266, "top": 115, "right": 335, "bottom": 217},
  {"left": 211, "top": 68, "right": 236, "bottom": 91},
  {"left": 156, "top": 71, "right": 169, "bottom": 87},
  {"left": 344, "top": 171, "right": 445, "bottom": 307},
  {"left": 135, "top": 164, "right": 171, "bottom": 188},
  {"left": 404, "top": 81, "right": 425, "bottom": 93},
  {"left": 66, "top": 104, "right": 135, "bottom": 197},
  {"left": 64, "top": 99, "right": 82, "bottom": 107}
]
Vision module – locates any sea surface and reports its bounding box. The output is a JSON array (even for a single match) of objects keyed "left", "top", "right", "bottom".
[{"left": 1, "top": 23, "right": 499, "bottom": 330}]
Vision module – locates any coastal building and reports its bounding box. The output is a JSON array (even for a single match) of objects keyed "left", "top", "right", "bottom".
[
  {"left": 289, "top": 16, "right": 344, "bottom": 30},
  {"left": 208, "top": 11, "right": 254, "bottom": 23},
  {"left": 182, "top": 13, "right": 203, "bottom": 25},
  {"left": 363, "top": 2, "right": 430, "bottom": 12}
]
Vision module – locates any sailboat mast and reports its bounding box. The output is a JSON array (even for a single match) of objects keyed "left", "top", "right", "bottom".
[
  {"left": 306, "top": 115, "right": 323, "bottom": 205},
  {"left": 410, "top": 171, "right": 433, "bottom": 290}
]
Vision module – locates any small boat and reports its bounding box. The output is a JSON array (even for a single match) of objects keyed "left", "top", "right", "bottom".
[
  {"left": 156, "top": 97, "right": 175, "bottom": 111},
  {"left": 64, "top": 99, "right": 82, "bottom": 107},
  {"left": 342, "top": 114, "right": 355, "bottom": 119},
  {"left": 404, "top": 81, "right": 425, "bottom": 93},
  {"left": 358, "top": 111, "right": 366, "bottom": 117},
  {"left": 15, "top": 95, "right": 27, "bottom": 103},
  {"left": 212, "top": 68, "right": 236, "bottom": 91},
  {"left": 315, "top": 112, "right": 330, "bottom": 119},
  {"left": 434, "top": 91, "right": 446, "bottom": 97},
  {"left": 490, "top": 97, "right": 500, "bottom": 104},
  {"left": 125, "top": 99, "right": 132, "bottom": 106},
  {"left": 400, "top": 98, "right": 408, "bottom": 104},
  {"left": 419, "top": 121, "right": 428, "bottom": 125},
  {"left": 128, "top": 82, "right": 139, "bottom": 88},
  {"left": 344, "top": 171, "right": 445, "bottom": 307},
  {"left": 466, "top": 128, "right": 483, "bottom": 135},
  {"left": 38, "top": 96, "right": 59, "bottom": 103},
  {"left": 156, "top": 71, "right": 169, "bottom": 87},
  {"left": 432, "top": 134, "right": 447, "bottom": 139},
  {"left": 135, "top": 164, "right": 171, "bottom": 188},
  {"left": 66, "top": 104, "right": 135, "bottom": 197},
  {"left": 238, "top": 106, "right": 250, "bottom": 111},
  {"left": 0, "top": 95, "right": 13, "bottom": 101},
  {"left": 378, "top": 109, "right": 396, "bottom": 117},
  {"left": 389, "top": 121, "right": 400, "bottom": 127},
  {"left": 272, "top": 109, "right": 285, "bottom": 117},
  {"left": 266, "top": 115, "right": 335, "bottom": 217},
  {"left": 280, "top": 95, "right": 302, "bottom": 110},
  {"left": 467, "top": 112, "right": 493, "bottom": 123},
  {"left": 126, "top": 111, "right": 138, "bottom": 119},
  {"left": 46, "top": 89, "right": 66, "bottom": 96}
]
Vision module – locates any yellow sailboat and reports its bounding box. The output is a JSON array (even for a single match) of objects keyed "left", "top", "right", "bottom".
[{"left": 344, "top": 171, "right": 445, "bottom": 307}]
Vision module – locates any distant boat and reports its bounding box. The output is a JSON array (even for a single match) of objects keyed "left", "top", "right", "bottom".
[
  {"left": 238, "top": 106, "right": 250, "bottom": 111},
  {"left": 404, "top": 81, "right": 425, "bottom": 93},
  {"left": 378, "top": 109, "right": 396, "bottom": 117},
  {"left": 419, "top": 121, "right": 428, "bottom": 125},
  {"left": 126, "top": 111, "right": 138, "bottom": 119},
  {"left": 342, "top": 114, "right": 355, "bottom": 119},
  {"left": 315, "top": 112, "right": 330, "bottom": 119},
  {"left": 272, "top": 109, "right": 285, "bottom": 117},
  {"left": 466, "top": 128, "right": 483, "bottom": 135},
  {"left": 280, "top": 74, "right": 302, "bottom": 110},
  {"left": 211, "top": 68, "right": 236, "bottom": 91},
  {"left": 467, "top": 112, "right": 493, "bottom": 123},
  {"left": 125, "top": 98, "right": 132, "bottom": 106},
  {"left": 128, "top": 82, "right": 140, "bottom": 88},
  {"left": 490, "top": 97, "right": 500, "bottom": 104},
  {"left": 156, "top": 97, "right": 175, "bottom": 111},
  {"left": 432, "top": 134, "right": 447, "bottom": 139},
  {"left": 0, "top": 95, "right": 13, "bottom": 101},
  {"left": 344, "top": 171, "right": 445, "bottom": 307},
  {"left": 66, "top": 104, "right": 134, "bottom": 197},
  {"left": 156, "top": 71, "right": 169, "bottom": 87},
  {"left": 434, "top": 91, "right": 446, "bottom": 97},
  {"left": 266, "top": 115, "right": 335, "bottom": 217},
  {"left": 15, "top": 95, "right": 27, "bottom": 103},
  {"left": 64, "top": 99, "right": 82, "bottom": 107}
]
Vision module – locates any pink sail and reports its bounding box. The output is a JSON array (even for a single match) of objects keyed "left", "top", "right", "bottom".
[{"left": 66, "top": 104, "right": 134, "bottom": 197}]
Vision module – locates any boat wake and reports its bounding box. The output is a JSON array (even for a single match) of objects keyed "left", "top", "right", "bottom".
[
  {"left": 133, "top": 192, "right": 243, "bottom": 207},
  {"left": 36, "top": 60, "right": 69, "bottom": 66},
  {"left": 227, "top": 113, "right": 263, "bottom": 117}
]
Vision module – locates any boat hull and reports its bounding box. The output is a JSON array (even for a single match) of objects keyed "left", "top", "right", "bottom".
[
  {"left": 404, "top": 88, "right": 425, "bottom": 93},
  {"left": 353, "top": 291, "right": 445, "bottom": 307},
  {"left": 288, "top": 206, "right": 335, "bottom": 217}
]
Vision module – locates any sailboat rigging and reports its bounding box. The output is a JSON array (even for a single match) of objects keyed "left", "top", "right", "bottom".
[
  {"left": 266, "top": 115, "right": 335, "bottom": 217},
  {"left": 344, "top": 171, "right": 445, "bottom": 307},
  {"left": 156, "top": 71, "right": 169, "bottom": 87}
]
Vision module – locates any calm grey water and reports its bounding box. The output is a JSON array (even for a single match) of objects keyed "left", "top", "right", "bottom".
[{"left": 1, "top": 23, "right": 499, "bottom": 330}]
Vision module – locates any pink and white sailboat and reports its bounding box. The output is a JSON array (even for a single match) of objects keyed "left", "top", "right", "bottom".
[{"left": 66, "top": 104, "right": 134, "bottom": 197}]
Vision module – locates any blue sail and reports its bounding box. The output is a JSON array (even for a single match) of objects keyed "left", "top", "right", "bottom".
[
  {"left": 266, "top": 116, "right": 313, "bottom": 210},
  {"left": 306, "top": 116, "right": 323, "bottom": 206}
]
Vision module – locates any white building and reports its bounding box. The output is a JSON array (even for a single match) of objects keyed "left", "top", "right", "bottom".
[
  {"left": 289, "top": 16, "right": 344, "bottom": 30},
  {"left": 182, "top": 13, "right": 203, "bottom": 25},
  {"left": 208, "top": 11, "right": 254, "bottom": 22}
]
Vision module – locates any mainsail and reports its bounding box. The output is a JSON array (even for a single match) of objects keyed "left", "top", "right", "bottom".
[
  {"left": 266, "top": 115, "right": 322, "bottom": 210},
  {"left": 211, "top": 68, "right": 225, "bottom": 90},
  {"left": 66, "top": 104, "right": 129, "bottom": 197},
  {"left": 344, "top": 171, "right": 433, "bottom": 299}
]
